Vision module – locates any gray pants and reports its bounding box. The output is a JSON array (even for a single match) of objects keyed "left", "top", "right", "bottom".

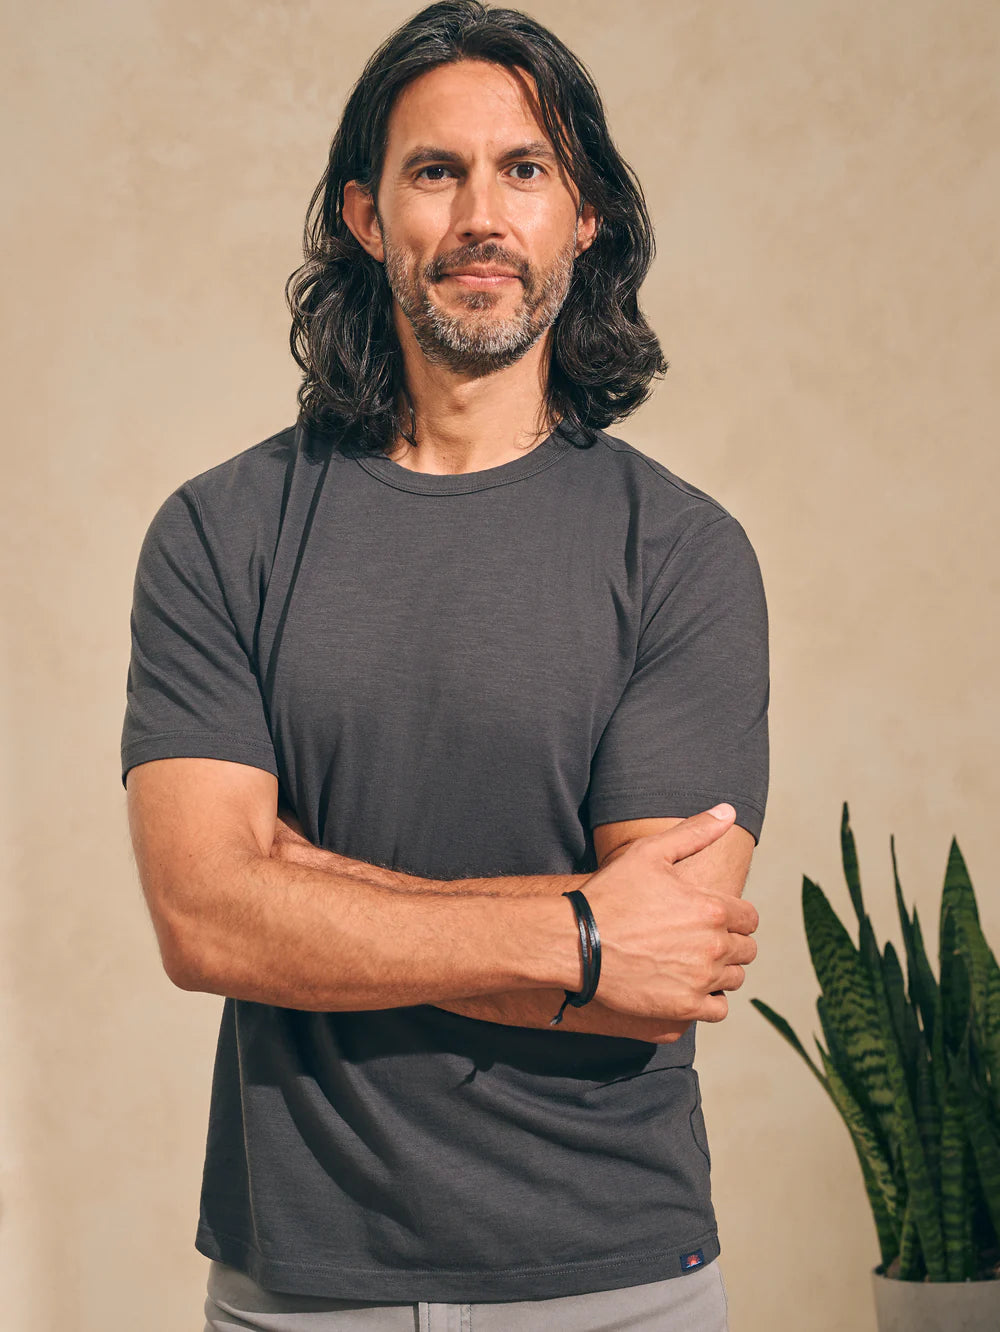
[{"left": 204, "top": 1258, "right": 729, "bottom": 1331}]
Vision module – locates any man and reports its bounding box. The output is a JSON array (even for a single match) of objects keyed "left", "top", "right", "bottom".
[{"left": 121, "top": 3, "right": 768, "bottom": 1328}]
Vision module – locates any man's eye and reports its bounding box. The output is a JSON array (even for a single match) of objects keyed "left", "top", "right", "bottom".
[
  {"left": 417, "top": 165, "right": 454, "bottom": 181},
  {"left": 508, "top": 162, "right": 544, "bottom": 181}
]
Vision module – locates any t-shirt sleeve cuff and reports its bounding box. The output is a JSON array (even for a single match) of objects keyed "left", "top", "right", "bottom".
[
  {"left": 587, "top": 788, "right": 765, "bottom": 845},
  {"left": 121, "top": 731, "right": 280, "bottom": 788}
]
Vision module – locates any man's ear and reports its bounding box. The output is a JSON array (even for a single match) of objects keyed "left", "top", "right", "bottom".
[
  {"left": 342, "top": 180, "right": 384, "bottom": 263},
  {"left": 575, "top": 200, "right": 599, "bottom": 258}
]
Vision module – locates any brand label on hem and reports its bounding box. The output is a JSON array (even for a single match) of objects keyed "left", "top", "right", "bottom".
[{"left": 680, "top": 1248, "right": 706, "bottom": 1272}]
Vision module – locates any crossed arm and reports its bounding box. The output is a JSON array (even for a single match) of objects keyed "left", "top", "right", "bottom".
[{"left": 269, "top": 804, "right": 756, "bottom": 1042}]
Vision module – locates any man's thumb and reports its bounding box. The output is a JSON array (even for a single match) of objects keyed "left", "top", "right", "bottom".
[{"left": 657, "top": 804, "right": 736, "bottom": 862}]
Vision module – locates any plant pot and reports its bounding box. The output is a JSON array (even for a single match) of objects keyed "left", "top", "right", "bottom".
[{"left": 871, "top": 1265, "right": 1000, "bottom": 1331}]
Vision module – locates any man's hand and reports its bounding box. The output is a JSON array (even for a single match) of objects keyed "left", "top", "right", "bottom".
[{"left": 583, "top": 806, "right": 759, "bottom": 1024}]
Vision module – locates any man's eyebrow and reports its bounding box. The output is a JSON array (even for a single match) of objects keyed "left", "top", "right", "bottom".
[
  {"left": 399, "top": 146, "right": 462, "bottom": 173},
  {"left": 501, "top": 141, "right": 560, "bottom": 163},
  {"left": 398, "top": 140, "right": 559, "bottom": 173}
]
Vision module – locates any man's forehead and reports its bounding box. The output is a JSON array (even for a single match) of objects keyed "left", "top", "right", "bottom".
[{"left": 385, "top": 60, "right": 555, "bottom": 157}]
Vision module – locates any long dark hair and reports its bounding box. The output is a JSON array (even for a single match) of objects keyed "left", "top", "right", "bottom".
[{"left": 285, "top": 0, "right": 668, "bottom": 455}]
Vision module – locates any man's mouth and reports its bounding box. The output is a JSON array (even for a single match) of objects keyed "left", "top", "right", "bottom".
[{"left": 440, "top": 265, "right": 523, "bottom": 289}]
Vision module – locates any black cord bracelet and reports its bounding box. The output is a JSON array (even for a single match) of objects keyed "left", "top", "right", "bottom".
[{"left": 549, "top": 888, "right": 602, "bottom": 1026}]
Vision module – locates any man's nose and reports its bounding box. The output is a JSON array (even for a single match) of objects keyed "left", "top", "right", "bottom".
[{"left": 452, "top": 170, "right": 509, "bottom": 243}]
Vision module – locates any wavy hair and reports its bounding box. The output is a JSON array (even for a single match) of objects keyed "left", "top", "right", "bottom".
[{"left": 285, "top": 0, "right": 668, "bottom": 455}]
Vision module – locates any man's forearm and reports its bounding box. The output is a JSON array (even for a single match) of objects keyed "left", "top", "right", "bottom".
[
  {"left": 273, "top": 832, "right": 585, "bottom": 899},
  {"left": 270, "top": 823, "right": 688, "bottom": 1042},
  {"left": 173, "top": 843, "right": 584, "bottom": 1011}
]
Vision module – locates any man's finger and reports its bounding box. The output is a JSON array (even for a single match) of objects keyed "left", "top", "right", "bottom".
[{"left": 651, "top": 804, "right": 737, "bottom": 865}]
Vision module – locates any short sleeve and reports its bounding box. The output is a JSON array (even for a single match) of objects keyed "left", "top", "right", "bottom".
[
  {"left": 120, "top": 483, "right": 279, "bottom": 788},
  {"left": 586, "top": 513, "right": 770, "bottom": 844}
]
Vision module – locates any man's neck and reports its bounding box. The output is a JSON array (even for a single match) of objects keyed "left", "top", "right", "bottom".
[{"left": 385, "top": 329, "right": 558, "bottom": 476}]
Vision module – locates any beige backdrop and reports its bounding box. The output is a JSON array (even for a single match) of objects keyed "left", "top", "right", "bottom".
[{"left": 3, "top": 1, "right": 998, "bottom": 1328}]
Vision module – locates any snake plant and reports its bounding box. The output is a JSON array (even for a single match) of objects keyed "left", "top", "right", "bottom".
[{"left": 751, "top": 802, "right": 1000, "bottom": 1282}]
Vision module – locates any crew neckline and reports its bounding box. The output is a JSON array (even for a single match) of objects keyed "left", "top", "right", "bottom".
[{"left": 354, "top": 421, "right": 578, "bottom": 495}]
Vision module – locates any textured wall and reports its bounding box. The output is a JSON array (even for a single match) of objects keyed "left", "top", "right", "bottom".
[{"left": 2, "top": 2, "right": 998, "bottom": 1328}]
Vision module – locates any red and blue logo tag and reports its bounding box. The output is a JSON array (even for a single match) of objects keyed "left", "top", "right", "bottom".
[{"left": 680, "top": 1248, "right": 705, "bottom": 1272}]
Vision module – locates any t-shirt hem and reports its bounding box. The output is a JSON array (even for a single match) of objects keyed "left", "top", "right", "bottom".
[
  {"left": 195, "top": 1222, "right": 721, "bottom": 1302},
  {"left": 120, "top": 732, "right": 279, "bottom": 788},
  {"left": 588, "top": 787, "right": 765, "bottom": 844}
]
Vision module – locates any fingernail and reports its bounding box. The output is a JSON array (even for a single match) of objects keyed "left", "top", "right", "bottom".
[{"left": 708, "top": 803, "right": 735, "bottom": 820}]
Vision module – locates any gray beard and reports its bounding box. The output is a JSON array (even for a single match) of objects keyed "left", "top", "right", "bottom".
[{"left": 383, "top": 232, "right": 578, "bottom": 377}]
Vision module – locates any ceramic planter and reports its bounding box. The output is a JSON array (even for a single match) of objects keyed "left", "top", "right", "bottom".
[{"left": 871, "top": 1265, "right": 1000, "bottom": 1331}]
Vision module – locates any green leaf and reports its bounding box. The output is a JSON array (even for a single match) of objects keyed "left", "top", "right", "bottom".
[
  {"left": 941, "top": 905, "right": 972, "bottom": 1057},
  {"left": 816, "top": 1042, "right": 901, "bottom": 1256},
  {"left": 840, "top": 801, "right": 865, "bottom": 927},
  {"left": 911, "top": 1025, "right": 943, "bottom": 1197},
  {"left": 803, "top": 875, "right": 896, "bottom": 1132},
  {"left": 949, "top": 1034, "right": 1000, "bottom": 1250},
  {"left": 943, "top": 838, "right": 980, "bottom": 926},
  {"left": 861, "top": 914, "right": 947, "bottom": 1279},
  {"left": 944, "top": 845, "right": 1000, "bottom": 1119},
  {"left": 898, "top": 1192, "right": 923, "bottom": 1280},
  {"left": 817, "top": 993, "right": 884, "bottom": 1139},
  {"left": 941, "top": 1054, "right": 969, "bottom": 1281},
  {"left": 883, "top": 940, "right": 920, "bottom": 1095},
  {"left": 911, "top": 906, "right": 946, "bottom": 1107},
  {"left": 893, "top": 841, "right": 939, "bottom": 1052},
  {"left": 892, "top": 833, "right": 915, "bottom": 982},
  {"left": 748, "top": 997, "right": 828, "bottom": 1091}
]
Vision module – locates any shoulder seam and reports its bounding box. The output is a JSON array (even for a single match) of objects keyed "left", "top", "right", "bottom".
[
  {"left": 179, "top": 478, "right": 205, "bottom": 524},
  {"left": 668, "top": 511, "right": 735, "bottom": 559},
  {"left": 183, "top": 424, "right": 299, "bottom": 496},
  {"left": 594, "top": 433, "right": 732, "bottom": 518},
  {"left": 641, "top": 514, "right": 734, "bottom": 616}
]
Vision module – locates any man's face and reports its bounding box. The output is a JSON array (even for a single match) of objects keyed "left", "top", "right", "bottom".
[{"left": 361, "top": 59, "right": 597, "bottom": 376}]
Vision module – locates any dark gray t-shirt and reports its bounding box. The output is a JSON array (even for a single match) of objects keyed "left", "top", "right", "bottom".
[{"left": 120, "top": 418, "right": 769, "bottom": 1302}]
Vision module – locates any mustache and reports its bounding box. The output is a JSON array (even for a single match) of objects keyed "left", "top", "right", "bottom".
[{"left": 427, "top": 245, "right": 529, "bottom": 283}]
